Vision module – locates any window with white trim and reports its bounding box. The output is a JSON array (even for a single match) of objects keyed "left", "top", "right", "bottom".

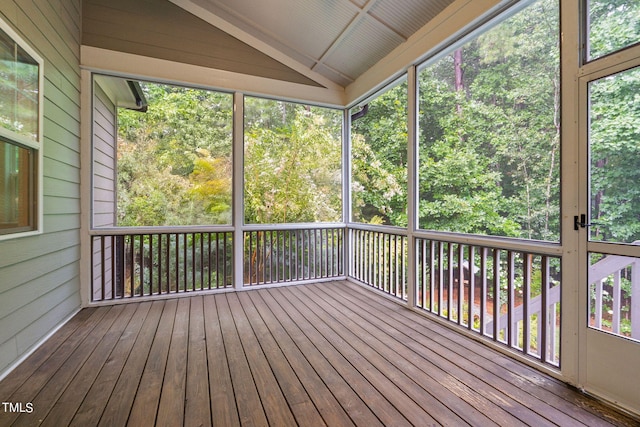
[{"left": 0, "top": 19, "right": 42, "bottom": 239}]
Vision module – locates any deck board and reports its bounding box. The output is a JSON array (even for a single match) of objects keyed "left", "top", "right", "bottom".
[{"left": 0, "top": 281, "right": 637, "bottom": 426}]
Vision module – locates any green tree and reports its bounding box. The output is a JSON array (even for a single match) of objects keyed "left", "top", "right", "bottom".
[
  {"left": 589, "top": 68, "right": 640, "bottom": 243},
  {"left": 417, "top": 0, "right": 559, "bottom": 240},
  {"left": 351, "top": 80, "right": 408, "bottom": 226},
  {"left": 117, "top": 83, "right": 233, "bottom": 226},
  {"left": 244, "top": 98, "right": 342, "bottom": 224}
]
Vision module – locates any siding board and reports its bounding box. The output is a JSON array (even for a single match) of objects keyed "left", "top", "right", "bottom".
[{"left": 0, "top": 0, "right": 82, "bottom": 377}]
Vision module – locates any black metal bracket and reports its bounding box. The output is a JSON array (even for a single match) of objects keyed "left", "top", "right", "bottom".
[{"left": 574, "top": 214, "right": 591, "bottom": 230}]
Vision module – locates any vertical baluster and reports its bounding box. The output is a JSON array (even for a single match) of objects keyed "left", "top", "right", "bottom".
[
  {"left": 150, "top": 234, "right": 155, "bottom": 295},
  {"left": 421, "top": 239, "right": 428, "bottom": 309},
  {"left": 274, "top": 229, "right": 279, "bottom": 283},
  {"left": 396, "top": 235, "right": 401, "bottom": 296},
  {"left": 458, "top": 243, "right": 464, "bottom": 325},
  {"left": 522, "top": 253, "right": 531, "bottom": 354},
  {"left": 539, "top": 256, "right": 548, "bottom": 363},
  {"left": 138, "top": 235, "right": 144, "bottom": 297},
  {"left": 612, "top": 270, "right": 621, "bottom": 335},
  {"left": 158, "top": 234, "right": 163, "bottom": 294},
  {"left": 364, "top": 229, "right": 368, "bottom": 283},
  {"left": 468, "top": 246, "right": 475, "bottom": 330},
  {"left": 128, "top": 235, "right": 134, "bottom": 297},
  {"left": 199, "top": 232, "right": 204, "bottom": 291},
  {"left": 263, "top": 231, "right": 268, "bottom": 284},
  {"left": 595, "top": 279, "right": 603, "bottom": 329},
  {"left": 336, "top": 229, "right": 341, "bottom": 276},
  {"left": 429, "top": 240, "right": 436, "bottom": 313},
  {"left": 318, "top": 228, "right": 322, "bottom": 279},
  {"left": 323, "top": 228, "right": 328, "bottom": 279},
  {"left": 480, "top": 247, "right": 488, "bottom": 336},
  {"left": 174, "top": 233, "right": 179, "bottom": 292},
  {"left": 447, "top": 243, "right": 454, "bottom": 321},
  {"left": 438, "top": 242, "right": 444, "bottom": 316},
  {"left": 351, "top": 230, "right": 356, "bottom": 279},
  {"left": 329, "top": 228, "right": 334, "bottom": 277},
  {"left": 272, "top": 230, "right": 277, "bottom": 283},
  {"left": 286, "top": 229, "right": 290, "bottom": 281},
  {"left": 263, "top": 230, "right": 269, "bottom": 284},
  {"left": 507, "top": 251, "right": 515, "bottom": 347},
  {"left": 208, "top": 233, "right": 213, "bottom": 290},
  {"left": 631, "top": 260, "right": 640, "bottom": 340},
  {"left": 110, "top": 236, "right": 116, "bottom": 300},
  {"left": 493, "top": 249, "right": 501, "bottom": 341},
  {"left": 182, "top": 234, "right": 187, "bottom": 291},
  {"left": 363, "top": 231, "right": 368, "bottom": 284},
  {"left": 166, "top": 234, "right": 171, "bottom": 293},
  {"left": 192, "top": 233, "right": 197, "bottom": 290},
  {"left": 250, "top": 231, "right": 255, "bottom": 285},
  {"left": 100, "top": 236, "right": 106, "bottom": 301},
  {"left": 326, "top": 229, "right": 331, "bottom": 278},
  {"left": 223, "top": 233, "right": 229, "bottom": 287},
  {"left": 401, "top": 236, "right": 407, "bottom": 300},
  {"left": 304, "top": 229, "right": 308, "bottom": 280},
  {"left": 386, "top": 233, "right": 391, "bottom": 293},
  {"left": 378, "top": 232, "right": 383, "bottom": 290},
  {"left": 359, "top": 230, "right": 367, "bottom": 283},
  {"left": 293, "top": 229, "right": 297, "bottom": 282},
  {"left": 302, "top": 230, "right": 312, "bottom": 279}
]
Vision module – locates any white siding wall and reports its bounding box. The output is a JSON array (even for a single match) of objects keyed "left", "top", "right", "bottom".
[
  {"left": 91, "top": 84, "right": 116, "bottom": 300},
  {"left": 0, "top": 0, "right": 82, "bottom": 377},
  {"left": 92, "top": 84, "right": 117, "bottom": 228}
]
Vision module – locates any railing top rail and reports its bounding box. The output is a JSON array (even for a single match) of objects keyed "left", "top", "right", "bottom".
[
  {"left": 589, "top": 254, "right": 640, "bottom": 284},
  {"left": 90, "top": 222, "right": 348, "bottom": 236},
  {"left": 413, "top": 229, "right": 562, "bottom": 256},
  {"left": 243, "top": 222, "right": 346, "bottom": 231},
  {"left": 90, "top": 225, "right": 235, "bottom": 236},
  {"left": 347, "top": 222, "right": 408, "bottom": 236}
]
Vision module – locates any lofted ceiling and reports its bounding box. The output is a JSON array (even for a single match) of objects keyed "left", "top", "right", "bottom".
[{"left": 169, "top": 0, "right": 456, "bottom": 88}]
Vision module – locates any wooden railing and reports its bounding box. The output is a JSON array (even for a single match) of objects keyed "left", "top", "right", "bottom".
[
  {"left": 89, "top": 225, "right": 564, "bottom": 369},
  {"left": 416, "top": 237, "right": 561, "bottom": 366},
  {"left": 244, "top": 225, "right": 344, "bottom": 286},
  {"left": 349, "top": 225, "right": 408, "bottom": 300},
  {"left": 589, "top": 249, "right": 640, "bottom": 340},
  {"left": 90, "top": 228, "right": 233, "bottom": 301}
]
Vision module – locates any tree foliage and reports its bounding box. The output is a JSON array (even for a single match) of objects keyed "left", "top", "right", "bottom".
[
  {"left": 351, "top": 0, "right": 560, "bottom": 241},
  {"left": 117, "top": 84, "right": 233, "bottom": 226},
  {"left": 114, "top": 0, "right": 640, "bottom": 245},
  {"left": 244, "top": 97, "right": 342, "bottom": 224}
]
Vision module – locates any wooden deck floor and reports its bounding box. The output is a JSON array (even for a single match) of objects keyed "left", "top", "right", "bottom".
[{"left": 0, "top": 280, "right": 637, "bottom": 426}]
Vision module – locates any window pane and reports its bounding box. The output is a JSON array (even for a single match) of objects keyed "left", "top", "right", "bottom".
[
  {"left": 589, "top": 252, "right": 640, "bottom": 342},
  {"left": 417, "top": 0, "right": 559, "bottom": 241},
  {"left": 588, "top": 66, "right": 640, "bottom": 244},
  {"left": 350, "top": 79, "right": 408, "bottom": 227},
  {"left": 588, "top": 0, "right": 640, "bottom": 61},
  {"left": 0, "top": 27, "right": 39, "bottom": 141},
  {"left": 244, "top": 97, "right": 342, "bottom": 224},
  {"left": 0, "top": 139, "right": 35, "bottom": 233},
  {"left": 116, "top": 82, "right": 233, "bottom": 226}
]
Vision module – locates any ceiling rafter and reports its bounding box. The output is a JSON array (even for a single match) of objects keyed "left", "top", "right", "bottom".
[{"left": 168, "top": 0, "right": 457, "bottom": 89}]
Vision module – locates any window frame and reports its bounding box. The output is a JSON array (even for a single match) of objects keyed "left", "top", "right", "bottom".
[{"left": 0, "top": 18, "right": 43, "bottom": 241}]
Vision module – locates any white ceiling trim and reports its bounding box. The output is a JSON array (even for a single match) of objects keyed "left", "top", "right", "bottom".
[
  {"left": 81, "top": 46, "right": 346, "bottom": 107},
  {"left": 167, "top": 0, "right": 344, "bottom": 91}
]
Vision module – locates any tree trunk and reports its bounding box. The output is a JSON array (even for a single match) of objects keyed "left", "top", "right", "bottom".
[{"left": 454, "top": 48, "right": 464, "bottom": 115}]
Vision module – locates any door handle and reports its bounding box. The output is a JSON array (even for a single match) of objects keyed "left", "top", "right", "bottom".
[{"left": 574, "top": 214, "right": 591, "bottom": 230}]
